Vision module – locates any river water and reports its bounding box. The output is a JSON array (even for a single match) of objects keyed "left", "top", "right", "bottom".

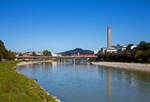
[{"left": 16, "top": 62, "right": 150, "bottom": 102}]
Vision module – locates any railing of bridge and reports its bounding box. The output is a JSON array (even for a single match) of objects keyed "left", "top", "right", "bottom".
[{"left": 16, "top": 56, "right": 98, "bottom": 59}]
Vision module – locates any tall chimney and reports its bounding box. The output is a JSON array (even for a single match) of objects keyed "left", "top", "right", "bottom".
[{"left": 107, "top": 26, "right": 112, "bottom": 48}]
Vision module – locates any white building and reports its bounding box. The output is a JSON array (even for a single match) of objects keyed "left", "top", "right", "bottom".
[
  {"left": 130, "top": 45, "right": 137, "bottom": 50},
  {"left": 52, "top": 53, "right": 62, "bottom": 56},
  {"left": 94, "top": 49, "right": 100, "bottom": 54},
  {"left": 101, "top": 46, "right": 127, "bottom": 53},
  {"left": 105, "top": 48, "right": 118, "bottom": 53},
  {"left": 101, "top": 47, "right": 118, "bottom": 53},
  {"left": 117, "top": 46, "right": 126, "bottom": 53},
  {"left": 36, "top": 52, "right": 43, "bottom": 56}
]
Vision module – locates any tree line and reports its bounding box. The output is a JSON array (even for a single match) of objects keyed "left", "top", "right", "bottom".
[
  {"left": 97, "top": 41, "right": 150, "bottom": 63},
  {"left": 19, "top": 50, "right": 52, "bottom": 56},
  {"left": 0, "top": 40, "right": 15, "bottom": 61},
  {"left": 42, "top": 50, "right": 52, "bottom": 56}
]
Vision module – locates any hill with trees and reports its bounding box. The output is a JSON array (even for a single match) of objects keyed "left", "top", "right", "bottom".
[{"left": 60, "top": 48, "right": 94, "bottom": 56}]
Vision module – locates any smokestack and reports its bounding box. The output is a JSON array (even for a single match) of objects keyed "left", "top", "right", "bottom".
[{"left": 107, "top": 26, "right": 112, "bottom": 48}]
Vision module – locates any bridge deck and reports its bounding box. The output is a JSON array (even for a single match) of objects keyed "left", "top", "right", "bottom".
[{"left": 16, "top": 56, "right": 97, "bottom": 59}]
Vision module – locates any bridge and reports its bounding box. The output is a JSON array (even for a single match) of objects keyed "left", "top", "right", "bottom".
[{"left": 16, "top": 56, "right": 98, "bottom": 63}]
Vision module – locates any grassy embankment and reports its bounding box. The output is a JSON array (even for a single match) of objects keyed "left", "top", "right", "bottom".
[{"left": 0, "top": 61, "right": 56, "bottom": 102}]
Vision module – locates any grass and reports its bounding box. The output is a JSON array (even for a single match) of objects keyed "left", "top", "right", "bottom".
[{"left": 0, "top": 61, "right": 56, "bottom": 102}]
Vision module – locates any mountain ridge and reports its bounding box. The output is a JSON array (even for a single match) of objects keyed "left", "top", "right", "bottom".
[{"left": 60, "top": 48, "right": 94, "bottom": 56}]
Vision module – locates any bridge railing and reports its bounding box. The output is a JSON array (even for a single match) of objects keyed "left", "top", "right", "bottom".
[{"left": 16, "top": 56, "right": 98, "bottom": 59}]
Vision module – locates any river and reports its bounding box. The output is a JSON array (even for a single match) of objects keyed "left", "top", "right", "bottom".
[{"left": 16, "top": 62, "right": 150, "bottom": 102}]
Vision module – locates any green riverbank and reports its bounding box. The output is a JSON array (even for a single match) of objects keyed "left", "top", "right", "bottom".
[{"left": 0, "top": 61, "right": 57, "bottom": 102}]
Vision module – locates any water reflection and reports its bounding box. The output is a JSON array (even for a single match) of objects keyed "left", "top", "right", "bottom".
[
  {"left": 16, "top": 62, "right": 150, "bottom": 102},
  {"left": 107, "top": 69, "right": 112, "bottom": 102}
]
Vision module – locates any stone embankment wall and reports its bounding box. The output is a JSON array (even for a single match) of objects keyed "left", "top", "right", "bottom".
[{"left": 92, "top": 62, "right": 150, "bottom": 72}]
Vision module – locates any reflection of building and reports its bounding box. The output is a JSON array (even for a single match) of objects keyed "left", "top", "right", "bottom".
[
  {"left": 107, "top": 69, "right": 112, "bottom": 101},
  {"left": 52, "top": 62, "right": 58, "bottom": 67}
]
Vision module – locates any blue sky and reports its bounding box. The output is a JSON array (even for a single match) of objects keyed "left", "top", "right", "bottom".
[{"left": 0, "top": 0, "right": 150, "bottom": 52}]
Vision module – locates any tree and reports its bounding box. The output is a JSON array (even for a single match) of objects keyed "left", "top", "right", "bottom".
[
  {"left": 0, "top": 40, "right": 7, "bottom": 61},
  {"left": 143, "top": 49, "right": 150, "bottom": 62},
  {"left": 0, "top": 40, "right": 16, "bottom": 61},
  {"left": 137, "top": 41, "right": 150, "bottom": 51},
  {"left": 126, "top": 44, "right": 134, "bottom": 51},
  {"left": 136, "top": 41, "right": 150, "bottom": 62},
  {"left": 105, "top": 52, "right": 111, "bottom": 60},
  {"left": 99, "top": 52, "right": 105, "bottom": 57},
  {"left": 125, "top": 52, "right": 134, "bottom": 61},
  {"left": 110, "top": 52, "right": 119, "bottom": 61},
  {"left": 6, "top": 51, "right": 16, "bottom": 60},
  {"left": 61, "top": 53, "right": 67, "bottom": 56},
  {"left": 112, "top": 44, "right": 122, "bottom": 49},
  {"left": 98, "top": 52, "right": 105, "bottom": 60},
  {"left": 135, "top": 50, "right": 144, "bottom": 59},
  {"left": 31, "top": 51, "right": 36, "bottom": 56},
  {"left": 19, "top": 53, "right": 23, "bottom": 56},
  {"left": 42, "top": 50, "right": 52, "bottom": 56}
]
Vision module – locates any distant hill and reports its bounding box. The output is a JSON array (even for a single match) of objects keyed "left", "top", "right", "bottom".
[{"left": 60, "top": 48, "right": 94, "bottom": 56}]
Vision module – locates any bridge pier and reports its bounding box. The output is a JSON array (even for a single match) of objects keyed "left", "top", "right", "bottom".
[
  {"left": 58, "top": 58, "right": 62, "bottom": 62},
  {"left": 42, "top": 58, "right": 46, "bottom": 62},
  {"left": 72, "top": 58, "right": 76, "bottom": 64}
]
